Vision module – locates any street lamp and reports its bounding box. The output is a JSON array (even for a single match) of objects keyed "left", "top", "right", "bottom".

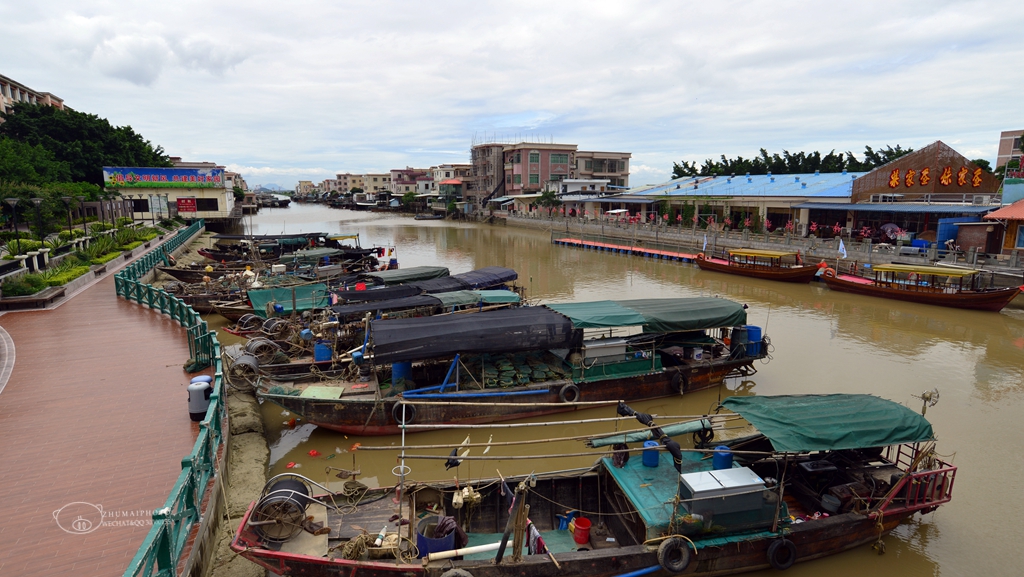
[
  {"left": 30, "top": 198, "right": 43, "bottom": 240},
  {"left": 4, "top": 198, "right": 21, "bottom": 255},
  {"left": 162, "top": 194, "right": 170, "bottom": 221},
  {"left": 76, "top": 196, "right": 86, "bottom": 235},
  {"left": 125, "top": 194, "right": 135, "bottom": 224},
  {"left": 61, "top": 196, "right": 74, "bottom": 235},
  {"left": 149, "top": 194, "right": 156, "bottom": 225}
]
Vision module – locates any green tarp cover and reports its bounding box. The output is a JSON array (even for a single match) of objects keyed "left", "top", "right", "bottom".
[
  {"left": 289, "top": 248, "right": 343, "bottom": 264},
  {"left": 546, "top": 297, "right": 746, "bottom": 332},
  {"left": 721, "top": 394, "right": 934, "bottom": 453},
  {"left": 365, "top": 266, "right": 449, "bottom": 285},
  {"left": 248, "top": 283, "right": 329, "bottom": 318},
  {"left": 433, "top": 290, "right": 521, "bottom": 307}
]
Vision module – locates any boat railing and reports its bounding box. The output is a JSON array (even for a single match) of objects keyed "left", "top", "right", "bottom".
[
  {"left": 872, "top": 461, "right": 957, "bottom": 517},
  {"left": 113, "top": 220, "right": 229, "bottom": 577}
]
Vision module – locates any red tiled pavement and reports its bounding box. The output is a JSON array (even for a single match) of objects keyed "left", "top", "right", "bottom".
[{"left": 0, "top": 273, "right": 202, "bottom": 576}]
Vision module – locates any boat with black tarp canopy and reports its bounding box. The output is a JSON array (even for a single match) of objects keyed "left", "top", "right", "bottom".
[{"left": 255, "top": 297, "right": 768, "bottom": 435}]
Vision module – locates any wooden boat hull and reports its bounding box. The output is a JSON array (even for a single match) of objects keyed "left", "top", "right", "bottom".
[
  {"left": 259, "top": 355, "right": 759, "bottom": 436},
  {"left": 695, "top": 257, "right": 821, "bottom": 283},
  {"left": 821, "top": 274, "right": 1022, "bottom": 311}
]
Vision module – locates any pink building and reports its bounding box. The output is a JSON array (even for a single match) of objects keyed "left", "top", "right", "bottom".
[
  {"left": 503, "top": 143, "right": 577, "bottom": 194},
  {"left": 997, "top": 130, "right": 1023, "bottom": 169}
]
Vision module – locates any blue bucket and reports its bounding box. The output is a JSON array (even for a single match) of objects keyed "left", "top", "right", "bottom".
[
  {"left": 313, "top": 341, "right": 332, "bottom": 362},
  {"left": 745, "top": 325, "right": 762, "bottom": 357},
  {"left": 416, "top": 516, "right": 455, "bottom": 558},
  {"left": 642, "top": 440, "right": 660, "bottom": 467},
  {"left": 713, "top": 446, "right": 733, "bottom": 470}
]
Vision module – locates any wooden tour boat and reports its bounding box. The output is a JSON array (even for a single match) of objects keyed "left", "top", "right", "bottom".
[
  {"left": 253, "top": 297, "right": 769, "bottom": 435},
  {"left": 695, "top": 249, "right": 822, "bottom": 283},
  {"left": 820, "top": 263, "right": 1022, "bottom": 312},
  {"left": 230, "top": 393, "right": 956, "bottom": 577}
]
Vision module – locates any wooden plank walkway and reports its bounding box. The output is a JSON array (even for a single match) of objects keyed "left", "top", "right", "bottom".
[
  {"left": 552, "top": 236, "right": 699, "bottom": 261},
  {"left": 0, "top": 264, "right": 202, "bottom": 575}
]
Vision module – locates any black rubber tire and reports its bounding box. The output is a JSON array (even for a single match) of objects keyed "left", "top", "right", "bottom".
[
  {"left": 559, "top": 384, "right": 580, "bottom": 403},
  {"left": 392, "top": 403, "right": 416, "bottom": 425},
  {"left": 767, "top": 538, "right": 797, "bottom": 570},
  {"left": 658, "top": 537, "right": 691, "bottom": 573},
  {"left": 671, "top": 371, "right": 687, "bottom": 394},
  {"left": 693, "top": 427, "right": 715, "bottom": 446},
  {"left": 440, "top": 570, "right": 473, "bottom": 577}
]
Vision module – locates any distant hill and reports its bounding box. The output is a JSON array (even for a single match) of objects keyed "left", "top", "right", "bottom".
[{"left": 253, "top": 183, "right": 284, "bottom": 192}]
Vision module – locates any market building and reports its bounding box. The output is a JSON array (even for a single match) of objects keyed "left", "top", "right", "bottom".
[{"left": 103, "top": 161, "right": 240, "bottom": 231}]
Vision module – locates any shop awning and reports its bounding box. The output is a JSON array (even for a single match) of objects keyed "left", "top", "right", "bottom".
[{"left": 791, "top": 202, "right": 996, "bottom": 214}]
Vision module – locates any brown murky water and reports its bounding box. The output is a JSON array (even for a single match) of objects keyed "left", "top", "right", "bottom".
[{"left": 215, "top": 203, "right": 1024, "bottom": 576}]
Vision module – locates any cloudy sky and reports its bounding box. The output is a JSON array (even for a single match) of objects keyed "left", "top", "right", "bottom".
[{"left": 3, "top": 1, "right": 1022, "bottom": 188}]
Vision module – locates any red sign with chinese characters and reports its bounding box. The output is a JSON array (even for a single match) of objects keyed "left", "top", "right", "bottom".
[{"left": 177, "top": 197, "right": 197, "bottom": 212}]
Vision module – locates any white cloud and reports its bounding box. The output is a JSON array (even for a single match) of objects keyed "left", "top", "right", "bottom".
[{"left": 2, "top": 0, "right": 1022, "bottom": 188}]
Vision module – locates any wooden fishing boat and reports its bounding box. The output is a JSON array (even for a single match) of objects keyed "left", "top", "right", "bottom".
[
  {"left": 820, "top": 263, "right": 1022, "bottom": 312},
  {"left": 414, "top": 213, "right": 446, "bottom": 220},
  {"left": 230, "top": 394, "right": 956, "bottom": 577},
  {"left": 254, "top": 297, "right": 769, "bottom": 435},
  {"left": 695, "top": 249, "right": 821, "bottom": 283}
]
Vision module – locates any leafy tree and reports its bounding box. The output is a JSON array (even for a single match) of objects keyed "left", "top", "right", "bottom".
[
  {"left": 232, "top": 185, "right": 245, "bottom": 201},
  {"left": 401, "top": 191, "right": 417, "bottom": 207},
  {"left": 538, "top": 189, "right": 562, "bottom": 215},
  {"left": 971, "top": 159, "right": 992, "bottom": 173},
  {"left": 349, "top": 187, "right": 364, "bottom": 194},
  {"left": 0, "top": 103, "right": 171, "bottom": 186},
  {"left": 671, "top": 144, "right": 914, "bottom": 178},
  {"left": 0, "top": 138, "right": 72, "bottom": 185}
]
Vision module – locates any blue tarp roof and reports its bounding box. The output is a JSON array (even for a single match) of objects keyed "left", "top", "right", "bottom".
[
  {"left": 624, "top": 171, "right": 865, "bottom": 200},
  {"left": 791, "top": 202, "right": 997, "bottom": 214}
]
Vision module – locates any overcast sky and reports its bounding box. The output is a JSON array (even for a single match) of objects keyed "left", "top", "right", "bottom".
[{"left": 3, "top": 1, "right": 1022, "bottom": 189}]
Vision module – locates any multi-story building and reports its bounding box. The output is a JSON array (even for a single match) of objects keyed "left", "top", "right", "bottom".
[
  {"left": 296, "top": 180, "right": 314, "bottom": 195},
  {"left": 503, "top": 143, "right": 577, "bottom": 195},
  {"left": 575, "top": 150, "right": 631, "bottom": 188},
  {"left": 0, "top": 74, "right": 65, "bottom": 119},
  {"left": 363, "top": 173, "right": 391, "bottom": 193},
  {"left": 320, "top": 178, "right": 340, "bottom": 193},
  {"left": 336, "top": 173, "right": 365, "bottom": 192},
  {"left": 430, "top": 164, "right": 472, "bottom": 191},
  {"left": 390, "top": 167, "right": 430, "bottom": 196},
  {"left": 469, "top": 143, "right": 506, "bottom": 206},
  {"left": 997, "top": 130, "right": 1023, "bottom": 169}
]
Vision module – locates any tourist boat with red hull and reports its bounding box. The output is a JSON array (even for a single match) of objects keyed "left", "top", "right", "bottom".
[
  {"left": 254, "top": 297, "right": 769, "bottom": 436},
  {"left": 695, "top": 249, "right": 821, "bottom": 283},
  {"left": 230, "top": 394, "right": 955, "bottom": 577},
  {"left": 820, "top": 263, "right": 1022, "bottom": 311}
]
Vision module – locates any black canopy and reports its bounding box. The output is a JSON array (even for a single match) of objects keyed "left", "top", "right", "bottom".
[
  {"left": 370, "top": 306, "right": 574, "bottom": 364},
  {"left": 337, "top": 284, "right": 422, "bottom": 303},
  {"left": 411, "top": 277, "right": 471, "bottom": 294},
  {"left": 451, "top": 266, "right": 518, "bottom": 289},
  {"left": 331, "top": 295, "right": 441, "bottom": 317}
]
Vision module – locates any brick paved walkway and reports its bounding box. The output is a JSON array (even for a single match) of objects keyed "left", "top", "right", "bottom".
[{"left": 0, "top": 269, "right": 203, "bottom": 575}]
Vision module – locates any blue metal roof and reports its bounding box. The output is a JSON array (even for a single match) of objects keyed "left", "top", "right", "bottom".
[
  {"left": 791, "top": 202, "right": 996, "bottom": 214},
  {"left": 627, "top": 171, "right": 865, "bottom": 199},
  {"left": 577, "top": 196, "right": 656, "bottom": 204}
]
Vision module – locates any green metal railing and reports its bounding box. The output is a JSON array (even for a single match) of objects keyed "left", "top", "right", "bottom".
[{"left": 115, "top": 220, "right": 226, "bottom": 577}]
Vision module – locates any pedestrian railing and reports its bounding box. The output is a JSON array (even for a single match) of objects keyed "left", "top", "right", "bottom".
[{"left": 114, "top": 219, "right": 226, "bottom": 577}]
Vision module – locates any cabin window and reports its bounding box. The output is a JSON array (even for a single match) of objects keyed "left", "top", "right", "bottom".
[{"left": 1016, "top": 225, "right": 1024, "bottom": 249}]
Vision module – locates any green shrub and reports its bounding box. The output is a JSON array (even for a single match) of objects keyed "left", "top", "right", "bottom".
[
  {"left": 122, "top": 241, "right": 143, "bottom": 251},
  {"left": 137, "top": 229, "right": 159, "bottom": 241},
  {"left": 91, "top": 251, "right": 122, "bottom": 265},
  {"left": 116, "top": 217, "right": 133, "bottom": 227},
  {"left": 1, "top": 274, "right": 47, "bottom": 296},
  {"left": 1, "top": 239, "right": 43, "bottom": 257},
  {"left": 43, "top": 266, "right": 90, "bottom": 286}
]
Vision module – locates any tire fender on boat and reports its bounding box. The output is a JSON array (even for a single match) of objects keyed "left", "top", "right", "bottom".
[
  {"left": 823, "top": 267, "right": 836, "bottom": 278},
  {"left": 767, "top": 538, "right": 797, "bottom": 570},
  {"left": 440, "top": 570, "right": 474, "bottom": 577},
  {"left": 167, "top": 255, "right": 176, "bottom": 266},
  {"left": 671, "top": 371, "right": 687, "bottom": 394},
  {"left": 696, "top": 252, "right": 705, "bottom": 260},
  {"left": 559, "top": 384, "right": 580, "bottom": 403},
  {"left": 658, "top": 537, "right": 692, "bottom": 573},
  {"left": 392, "top": 403, "right": 416, "bottom": 425}
]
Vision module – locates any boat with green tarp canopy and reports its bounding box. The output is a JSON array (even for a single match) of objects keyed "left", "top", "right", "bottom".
[
  {"left": 433, "top": 289, "right": 520, "bottom": 307},
  {"left": 721, "top": 394, "right": 934, "bottom": 453},
  {"left": 544, "top": 297, "right": 746, "bottom": 332},
  {"left": 362, "top": 266, "right": 450, "bottom": 285},
  {"left": 248, "top": 283, "right": 329, "bottom": 318}
]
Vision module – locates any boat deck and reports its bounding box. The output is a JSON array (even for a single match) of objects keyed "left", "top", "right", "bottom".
[
  {"left": 0, "top": 259, "right": 199, "bottom": 575},
  {"left": 601, "top": 451, "right": 713, "bottom": 537}
]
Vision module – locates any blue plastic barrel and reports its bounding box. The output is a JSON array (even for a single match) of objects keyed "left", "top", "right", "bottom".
[
  {"left": 745, "top": 325, "right": 762, "bottom": 357},
  {"left": 190, "top": 375, "right": 213, "bottom": 384},
  {"left": 313, "top": 341, "right": 332, "bottom": 362},
  {"left": 642, "top": 440, "right": 660, "bottom": 467},
  {"left": 392, "top": 362, "right": 413, "bottom": 383},
  {"left": 416, "top": 516, "right": 455, "bottom": 558},
  {"left": 713, "top": 446, "right": 733, "bottom": 470}
]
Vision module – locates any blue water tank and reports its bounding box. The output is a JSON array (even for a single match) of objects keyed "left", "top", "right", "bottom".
[
  {"left": 745, "top": 325, "right": 762, "bottom": 357},
  {"left": 392, "top": 361, "right": 413, "bottom": 384},
  {"left": 642, "top": 440, "right": 660, "bottom": 467},
  {"left": 314, "top": 341, "right": 332, "bottom": 362},
  {"left": 713, "top": 446, "right": 733, "bottom": 470}
]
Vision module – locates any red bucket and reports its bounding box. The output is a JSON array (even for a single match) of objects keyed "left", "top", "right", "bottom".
[{"left": 572, "top": 517, "right": 591, "bottom": 544}]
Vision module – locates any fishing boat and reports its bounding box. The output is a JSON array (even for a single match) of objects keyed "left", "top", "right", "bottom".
[
  {"left": 820, "top": 263, "right": 1022, "bottom": 311},
  {"left": 254, "top": 297, "right": 768, "bottom": 435},
  {"left": 414, "top": 213, "right": 446, "bottom": 220},
  {"left": 695, "top": 249, "right": 821, "bottom": 283},
  {"left": 230, "top": 393, "right": 956, "bottom": 577}
]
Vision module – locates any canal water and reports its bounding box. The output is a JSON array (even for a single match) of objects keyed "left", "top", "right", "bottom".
[{"left": 218, "top": 202, "right": 1024, "bottom": 576}]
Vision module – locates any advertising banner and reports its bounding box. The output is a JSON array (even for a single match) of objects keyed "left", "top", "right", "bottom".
[{"left": 103, "top": 167, "right": 225, "bottom": 189}]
